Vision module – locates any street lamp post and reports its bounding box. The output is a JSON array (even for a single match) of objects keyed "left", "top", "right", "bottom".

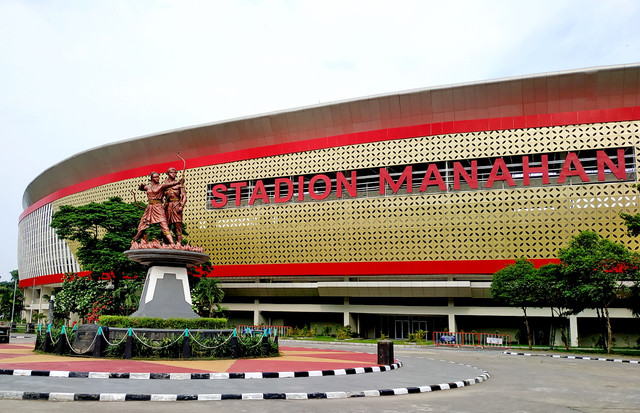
[
  {"left": 10, "top": 276, "right": 17, "bottom": 326},
  {"left": 48, "top": 294, "right": 55, "bottom": 325}
]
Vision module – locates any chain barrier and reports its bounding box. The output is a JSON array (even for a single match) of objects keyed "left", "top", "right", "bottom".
[
  {"left": 40, "top": 325, "right": 277, "bottom": 356},
  {"left": 189, "top": 332, "right": 233, "bottom": 349},
  {"left": 131, "top": 329, "right": 184, "bottom": 350},
  {"left": 101, "top": 331, "right": 127, "bottom": 347},
  {"left": 239, "top": 331, "right": 267, "bottom": 349},
  {"left": 62, "top": 329, "right": 99, "bottom": 355},
  {"left": 47, "top": 330, "right": 60, "bottom": 346}
]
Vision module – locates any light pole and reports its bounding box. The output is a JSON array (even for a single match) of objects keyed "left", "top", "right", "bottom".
[
  {"left": 48, "top": 294, "right": 55, "bottom": 325},
  {"left": 10, "top": 276, "right": 17, "bottom": 330}
]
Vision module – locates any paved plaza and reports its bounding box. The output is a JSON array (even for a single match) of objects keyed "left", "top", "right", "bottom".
[{"left": 1, "top": 336, "right": 639, "bottom": 412}]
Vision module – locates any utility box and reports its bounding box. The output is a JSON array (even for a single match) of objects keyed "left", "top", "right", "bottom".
[
  {"left": 0, "top": 325, "right": 9, "bottom": 343},
  {"left": 377, "top": 340, "right": 394, "bottom": 365}
]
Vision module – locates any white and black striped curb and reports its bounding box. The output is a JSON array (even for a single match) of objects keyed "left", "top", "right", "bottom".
[
  {"left": 503, "top": 351, "right": 640, "bottom": 364},
  {"left": 0, "top": 362, "right": 402, "bottom": 380},
  {"left": 0, "top": 372, "right": 490, "bottom": 401}
]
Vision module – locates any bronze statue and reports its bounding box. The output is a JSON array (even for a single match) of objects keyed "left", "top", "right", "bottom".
[
  {"left": 133, "top": 171, "right": 183, "bottom": 244},
  {"left": 163, "top": 166, "right": 187, "bottom": 244}
]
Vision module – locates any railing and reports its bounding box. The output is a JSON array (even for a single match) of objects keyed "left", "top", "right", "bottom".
[
  {"left": 433, "top": 331, "right": 511, "bottom": 349},
  {"left": 34, "top": 324, "right": 280, "bottom": 359},
  {"left": 236, "top": 324, "right": 292, "bottom": 337}
]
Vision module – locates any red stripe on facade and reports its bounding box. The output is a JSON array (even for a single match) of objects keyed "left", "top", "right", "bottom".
[
  {"left": 19, "top": 271, "right": 90, "bottom": 288},
  {"left": 208, "top": 259, "right": 561, "bottom": 277},
  {"left": 22, "top": 260, "right": 560, "bottom": 285},
  {"left": 19, "top": 106, "right": 640, "bottom": 221}
]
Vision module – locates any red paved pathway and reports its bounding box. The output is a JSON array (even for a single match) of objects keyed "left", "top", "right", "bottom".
[{"left": 0, "top": 343, "right": 380, "bottom": 373}]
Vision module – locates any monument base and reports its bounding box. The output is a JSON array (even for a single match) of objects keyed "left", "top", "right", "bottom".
[
  {"left": 131, "top": 265, "right": 200, "bottom": 319},
  {"left": 125, "top": 249, "right": 209, "bottom": 320}
]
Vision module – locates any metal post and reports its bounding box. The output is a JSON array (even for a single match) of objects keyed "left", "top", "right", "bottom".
[
  {"left": 29, "top": 278, "right": 35, "bottom": 322},
  {"left": 125, "top": 328, "right": 133, "bottom": 359},
  {"left": 182, "top": 329, "right": 191, "bottom": 359},
  {"left": 10, "top": 276, "right": 17, "bottom": 325},
  {"left": 231, "top": 336, "right": 239, "bottom": 359},
  {"left": 48, "top": 294, "right": 55, "bottom": 325}
]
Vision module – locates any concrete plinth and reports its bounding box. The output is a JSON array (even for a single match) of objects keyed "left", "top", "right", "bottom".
[
  {"left": 125, "top": 249, "right": 209, "bottom": 319},
  {"left": 131, "top": 266, "right": 199, "bottom": 319}
]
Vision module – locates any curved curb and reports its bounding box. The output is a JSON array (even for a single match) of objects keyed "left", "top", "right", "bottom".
[
  {"left": 0, "top": 362, "right": 402, "bottom": 381},
  {"left": 0, "top": 370, "right": 490, "bottom": 401},
  {"left": 503, "top": 351, "right": 640, "bottom": 364}
]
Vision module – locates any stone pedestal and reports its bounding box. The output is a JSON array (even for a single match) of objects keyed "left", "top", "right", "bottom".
[{"left": 124, "top": 249, "right": 209, "bottom": 319}]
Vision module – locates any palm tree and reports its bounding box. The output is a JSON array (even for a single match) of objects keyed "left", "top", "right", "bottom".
[{"left": 191, "top": 277, "right": 225, "bottom": 317}]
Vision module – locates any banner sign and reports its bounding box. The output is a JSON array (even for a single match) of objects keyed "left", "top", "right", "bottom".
[{"left": 207, "top": 147, "right": 634, "bottom": 209}]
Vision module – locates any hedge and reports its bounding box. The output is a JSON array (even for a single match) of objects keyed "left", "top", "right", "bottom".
[{"left": 99, "top": 315, "right": 227, "bottom": 329}]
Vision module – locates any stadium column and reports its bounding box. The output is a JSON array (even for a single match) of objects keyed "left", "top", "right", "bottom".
[
  {"left": 447, "top": 298, "right": 457, "bottom": 332},
  {"left": 253, "top": 299, "right": 266, "bottom": 325},
  {"left": 569, "top": 315, "right": 579, "bottom": 347},
  {"left": 343, "top": 297, "right": 357, "bottom": 331}
]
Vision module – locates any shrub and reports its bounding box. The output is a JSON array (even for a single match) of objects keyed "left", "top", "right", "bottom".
[
  {"left": 407, "top": 329, "right": 428, "bottom": 342},
  {"left": 336, "top": 325, "right": 352, "bottom": 340},
  {"left": 99, "top": 315, "right": 227, "bottom": 329}
]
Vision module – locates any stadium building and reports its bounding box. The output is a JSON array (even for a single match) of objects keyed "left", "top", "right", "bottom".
[{"left": 18, "top": 64, "right": 640, "bottom": 346}]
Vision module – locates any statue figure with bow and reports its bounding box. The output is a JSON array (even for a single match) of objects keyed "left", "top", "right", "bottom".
[
  {"left": 163, "top": 152, "right": 188, "bottom": 244},
  {"left": 131, "top": 152, "right": 188, "bottom": 247}
]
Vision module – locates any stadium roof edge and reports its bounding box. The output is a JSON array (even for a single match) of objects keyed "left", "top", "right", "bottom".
[{"left": 22, "top": 63, "right": 640, "bottom": 210}]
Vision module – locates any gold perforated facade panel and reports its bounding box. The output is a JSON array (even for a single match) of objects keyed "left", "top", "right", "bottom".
[{"left": 48, "top": 121, "right": 640, "bottom": 269}]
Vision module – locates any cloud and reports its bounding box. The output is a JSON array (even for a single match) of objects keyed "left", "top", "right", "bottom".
[{"left": 2, "top": 0, "right": 640, "bottom": 280}]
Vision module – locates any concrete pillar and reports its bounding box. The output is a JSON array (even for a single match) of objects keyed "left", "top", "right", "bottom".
[
  {"left": 343, "top": 297, "right": 354, "bottom": 327},
  {"left": 569, "top": 315, "right": 579, "bottom": 347},
  {"left": 253, "top": 299, "right": 266, "bottom": 325},
  {"left": 447, "top": 297, "right": 456, "bottom": 332},
  {"left": 448, "top": 313, "right": 457, "bottom": 333}
]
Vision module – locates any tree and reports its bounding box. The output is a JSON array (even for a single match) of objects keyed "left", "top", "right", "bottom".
[
  {"left": 50, "top": 197, "right": 147, "bottom": 320},
  {"left": 627, "top": 284, "right": 640, "bottom": 317},
  {"left": 537, "top": 263, "right": 572, "bottom": 350},
  {"left": 620, "top": 211, "right": 640, "bottom": 237},
  {"left": 558, "top": 231, "right": 640, "bottom": 353},
  {"left": 191, "top": 277, "right": 226, "bottom": 318},
  {"left": 51, "top": 197, "right": 146, "bottom": 288},
  {"left": 491, "top": 258, "right": 544, "bottom": 349},
  {"left": 54, "top": 273, "right": 143, "bottom": 322},
  {"left": 0, "top": 270, "right": 23, "bottom": 321}
]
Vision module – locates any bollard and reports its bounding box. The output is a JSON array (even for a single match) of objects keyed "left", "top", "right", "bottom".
[
  {"left": 231, "top": 336, "right": 240, "bottom": 359},
  {"left": 182, "top": 329, "right": 191, "bottom": 359},
  {"left": 92, "top": 327, "right": 102, "bottom": 357},
  {"left": 124, "top": 328, "right": 133, "bottom": 359},
  {"left": 56, "top": 326, "right": 67, "bottom": 355},
  {"left": 377, "top": 340, "right": 394, "bottom": 365},
  {"left": 93, "top": 326, "right": 109, "bottom": 358},
  {"left": 43, "top": 325, "right": 52, "bottom": 353},
  {"left": 261, "top": 335, "right": 269, "bottom": 355}
]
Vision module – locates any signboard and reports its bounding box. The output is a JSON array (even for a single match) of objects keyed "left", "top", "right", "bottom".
[
  {"left": 486, "top": 337, "right": 504, "bottom": 345},
  {"left": 207, "top": 147, "right": 633, "bottom": 209}
]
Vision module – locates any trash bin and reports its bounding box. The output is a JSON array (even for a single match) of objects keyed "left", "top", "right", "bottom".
[
  {"left": 0, "top": 326, "right": 9, "bottom": 343},
  {"left": 377, "top": 340, "right": 394, "bottom": 365}
]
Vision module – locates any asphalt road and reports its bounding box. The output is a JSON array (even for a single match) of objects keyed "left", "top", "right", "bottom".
[{"left": 2, "top": 341, "right": 639, "bottom": 412}]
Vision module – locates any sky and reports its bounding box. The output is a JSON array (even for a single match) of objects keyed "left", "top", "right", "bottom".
[{"left": 2, "top": 0, "right": 640, "bottom": 282}]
